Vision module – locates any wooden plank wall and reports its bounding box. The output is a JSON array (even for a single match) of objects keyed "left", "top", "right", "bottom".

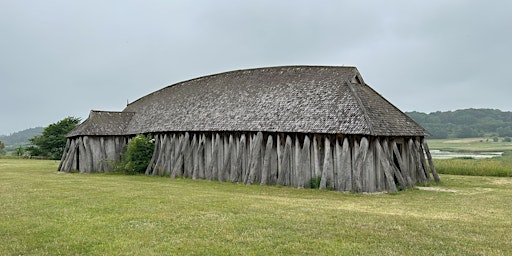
[
  {"left": 58, "top": 136, "right": 129, "bottom": 173},
  {"left": 143, "top": 132, "right": 439, "bottom": 193}
]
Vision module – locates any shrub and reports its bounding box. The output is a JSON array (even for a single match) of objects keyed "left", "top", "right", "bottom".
[
  {"left": 310, "top": 176, "right": 322, "bottom": 189},
  {"left": 503, "top": 137, "right": 511, "bottom": 142},
  {"left": 115, "top": 134, "right": 154, "bottom": 175}
]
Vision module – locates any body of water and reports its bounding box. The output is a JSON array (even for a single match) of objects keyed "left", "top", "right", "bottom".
[{"left": 430, "top": 150, "right": 503, "bottom": 159}]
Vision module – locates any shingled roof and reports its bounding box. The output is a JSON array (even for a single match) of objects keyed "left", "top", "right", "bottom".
[
  {"left": 67, "top": 111, "right": 134, "bottom": 137},
  {"left": 69, "top": 66, "right": 429, "bottom": 137}
]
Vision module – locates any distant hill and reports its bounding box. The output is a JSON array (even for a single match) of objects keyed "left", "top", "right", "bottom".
[
  {"left": 406, "top": 108, "right": 512, "bottom": 139},
  {"left": 0, "top": 127, "right": 44, "bottom": 146}
]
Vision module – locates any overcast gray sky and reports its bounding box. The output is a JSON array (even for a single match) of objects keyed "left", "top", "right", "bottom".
[{"left": 1, "top": 0, "right": 511, "bottom": 135}]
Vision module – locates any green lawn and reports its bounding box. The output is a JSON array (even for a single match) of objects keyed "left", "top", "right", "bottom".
[{"left": 1, "top": 159, "right": 511, "bottom": 255}]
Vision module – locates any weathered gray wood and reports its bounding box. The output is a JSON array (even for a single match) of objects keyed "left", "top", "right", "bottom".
[
  {"left": 382, "top": 139, "right": 407, "bottom": 190},
  {"left": 192, "top": 134, "right": 199, "bottom": 179},
  {"left": 185, "top": 134, "right": 197, "bottom": 178},
  {"left": 332, "top": 137, "right": 339, "bottom": 190},
  {"left": 98, "top": 137, "right": 106, "bottom": 172},
  {"left": 221, "top": 134, "right": 232, "bottom": 181},
  {"left": 353, "top": 137, "right": 368, "bottom": 193},
  {"left": 69, "top": 139, "right": 80, "bottom": 171},
  {"left": 412, "top": 139, "right": 427, "bottom": 185},
  {"left": 157, "top": 134, "right": 170, "bottom": 175},
  {"left": 60, "top": 135, "right": 133, "bottom": 173},
  {"left": 169, "top": 135, "right": 177, "bottom": 175},
  {"left": 173, "top": 134, "right": 183, "bottom": 169},
  {"left": 241, "top": 134, "right": 248, "bottom": 182},
  {"left": 59, "top": 139, "right": 73, "bottom": 172},
  {"left": 229, "top": 134, "right": 236, "bottom": 181},
  {"left": 364, "top": 139, "right": 376, "bottom": 193},
  {"left": 170, "top": 133, "right": 188, "bottom": 178},
  {"left": 292, "top": 135, "right": 300, "bottom": 187},
  {"left": 197, "top": 134, "right": 206, "bottom": 179},
  {"left": 212, "top": 133, "right": 219, "bottom": 180},
  {"left": 215, "top": 133, "right": 223, "bottom": 181},
  {"left": 339, "top": 137, "right": 352, "bottom": 191},
  {"left": 373, "top": 138, "right": 384, "bottom": 192},
  {"left": 392, "top": 140, "right": 413, "bottom": 187},
  {"left": 89, "top": 137, "right": 100, "bottom": 172},
  {"left": 416, "top": 140, "right": 431, "bottom": 182},
  {"left": 406, "top": 139, "right": 417, "bottom": 183},
  {"left": 61, "top": 131, "right": 437, "bottom": 192},
  {"left": 278, "top": 135, "right": 292, "bottom": 186},
  {"left": 312, "top": 135, "right": 321, "bottom": 179},
  {"left": 243, "top": 134, "right": 253, "bottom": 184},
  {"left": 170, "top": 135, "right": 182, "bottom": 178},
  {"left": 58, "top": 139, "right": 72, "bottom": 171},
  {"left": 163, "top": 134, "right": 173, "bottom": 176},
  {"left": 299, "top": 135, "right": 311, "bottom": 188},
  {"left": 422, "top": 141, "right": 440, "bottom": 182},
  {"left": 320, "top": 136, "right": 333, "bottom": 190},
  {"left": 79, "top": 136, "right": 92, "bottom": 173},
  {"left": 231, "top": 135, "right": 241, "bottom": 182},
  {"left": 247, "top": 132, "right": 263, "bottom": 184},
  {"left": 59, "top": 139, "right": 71, "bottom": 171},
  {"left": 152, "top": 135, "right": 162, "bottom": 175},
  {"left": 260, "top": 135, "right": 273, "bottom": 185},
  {"left": 208, "top": 133, "right": 219, "bottom": 181},
  {"left": 276, "top": 134, "right": 283, "bottom": 184},
  {"left": 351, "top": 138, "right": 359, "bottom": 190},
  {"left": 204, "top": 134, "right": 212, "bottom": 180},
  {"left": 152, "top": 135, "right": 164, "bottom": 175},
  {"left": 375, "top": 139, "right": 398, "bottom": 193},
  {"left": 270, "top": 136, "right": 278, "bottom": 185},
  {"left": 60, "top": 139, "right": 74, "bottom": 172}
]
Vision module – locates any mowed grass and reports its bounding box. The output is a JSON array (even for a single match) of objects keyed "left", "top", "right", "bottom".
[
  {"left": 1, "top": 159, "right": 511, "bottom": 255},
  {"left": 428, "top": 138, "right": 512, "bottom": 177}
]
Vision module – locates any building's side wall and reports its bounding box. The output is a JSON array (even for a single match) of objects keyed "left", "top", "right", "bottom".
[
  {"left": 57, "top": 132, "right": 438, "bottom": 192},
  {"left": 58, "top": 136, "right": 129, "bottom": 173},
  {"left": 146, "top": 132, "right": 438, "bottom": 193}
]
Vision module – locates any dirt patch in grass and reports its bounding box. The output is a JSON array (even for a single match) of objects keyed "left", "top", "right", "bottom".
[
  {"left": 491, "top": 178, "right": 512, "bottom": 185},
  {"left": 416, "top": 186, "right": 457, "bottom": 193}
]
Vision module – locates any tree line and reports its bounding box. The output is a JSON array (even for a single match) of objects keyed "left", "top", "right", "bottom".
[
  {"left": 0, "top": 117, "right": 80, "bottom": 159},
  {"left": 406, "top": 108, "right": 512, "bottom": 139},
  {"left": 0, "top": 127, "right": 43, "bottom": 146}
]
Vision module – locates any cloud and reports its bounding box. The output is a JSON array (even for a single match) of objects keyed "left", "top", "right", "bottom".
[{"left": 1, "top": 0, "right": 511, "bottom": 134}]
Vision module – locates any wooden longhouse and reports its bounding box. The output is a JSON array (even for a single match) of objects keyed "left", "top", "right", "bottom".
[{"left": 59, "top": 66, "right": 439, "bottom": 193}]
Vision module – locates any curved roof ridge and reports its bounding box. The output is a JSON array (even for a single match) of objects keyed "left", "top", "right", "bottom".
[{"left": 127, "top": 65, "right": 358, "bottom": 107}]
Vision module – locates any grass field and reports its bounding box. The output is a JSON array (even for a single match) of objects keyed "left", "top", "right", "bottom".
[
  {"left": 427, "top": 138, "right": 512, "bottom": 177},
  {"left": 1, "top": 159, "right": 511, "bottom": 255},
  {"left": 427, "top": 138, "right": 512, "bottom": 152}
]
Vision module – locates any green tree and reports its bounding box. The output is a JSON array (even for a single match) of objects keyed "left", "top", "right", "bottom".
[
  {"left": 497, "top": 127, "right": 512, "bottom": 137},
  {"left": 27, "top": 117, "right": 81, "bottom": 159},
  {"left": 0, "top": 140, "right": 5, "bottom": 155},
  {"left": 116, "top": 134, "right": 154, "bottom": 174},
  {"left": 16, "top": 146, "right": 24, "bottom": 157}
]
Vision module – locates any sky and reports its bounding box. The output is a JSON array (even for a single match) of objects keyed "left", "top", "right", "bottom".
[{"left": 1, "top": 0, "right": 511, "bottom": 135}]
